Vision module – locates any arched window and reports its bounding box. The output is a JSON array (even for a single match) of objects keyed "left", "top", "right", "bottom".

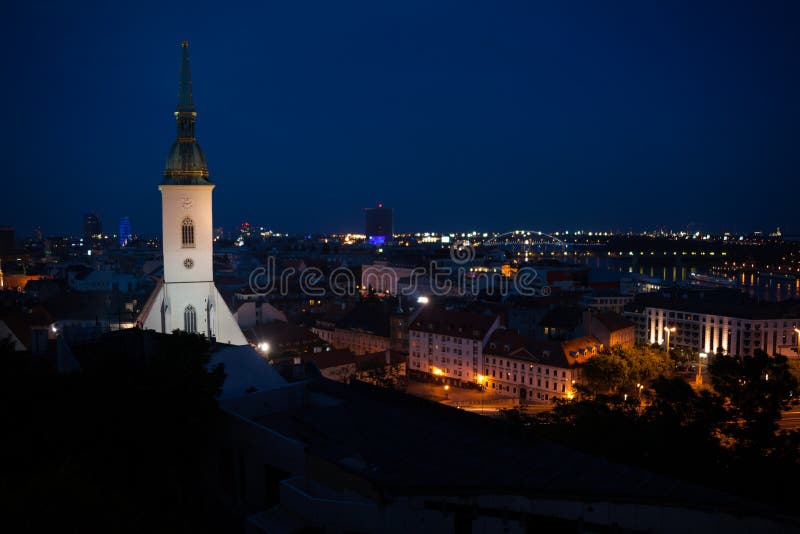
[
  {"left": 184, "top": 304, "right": 197, "bottom": 333},
  {"left": 182, "top": 217, "right": 195, "bottom": 248}
]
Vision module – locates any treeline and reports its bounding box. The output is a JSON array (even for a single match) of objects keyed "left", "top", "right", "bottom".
[
  {"left": 503, "top": 349, "right": 800, "bottom": 509},
  {"left": 0, "top": 332, "right": 229, "bottom": 533}
]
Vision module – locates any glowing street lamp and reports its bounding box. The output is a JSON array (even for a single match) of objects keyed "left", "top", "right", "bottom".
[
  {"left": 257, "top": 341, "right": 270, "bottom": 353},
  {"left": 794, "top": 328, "right": 800, "bottom": 356},
  {"left": 697, "top": 352, "right": 707, "bottom": 385},
  {"left": 663, "top": 326, "right": 676, "bottom": 354}
]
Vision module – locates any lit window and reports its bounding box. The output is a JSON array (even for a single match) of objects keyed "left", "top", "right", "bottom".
[
  {"left": 184, "top": 304, "right": 197, "bottom": 333},
  {"left": 182, "top": 217, "right": 195, "bottom": 248}
]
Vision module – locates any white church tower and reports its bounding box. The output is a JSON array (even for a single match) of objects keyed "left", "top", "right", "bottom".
[{"left": 138, "top": 41, "right": 247, "bottom": 345}]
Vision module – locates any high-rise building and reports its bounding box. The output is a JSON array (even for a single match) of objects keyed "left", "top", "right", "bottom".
[
  {"left": 83, "top": 212, "right": 102, "bottom": 241},
  {"left": 365, "top": 204, "right": 393, "bottom": 245},
  {"left": 0, "top": 226, "right": 14, "bottom": 256},
  {"left": 118, "top": 217, "right": 132, "bottom": 247},
  {"left": 137, "top": 41, "right": 246, "bottom": 345}
]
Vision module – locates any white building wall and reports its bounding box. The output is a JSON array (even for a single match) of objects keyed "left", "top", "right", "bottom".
[
  {"left": 638, "top": 307, "right": 799, "bottom": 357},
  {"left": 407, "top": 317, "right": 499, "bottom": 385},
  {"left": 160, "top": 184, "right": 215, "bottom": 284}
]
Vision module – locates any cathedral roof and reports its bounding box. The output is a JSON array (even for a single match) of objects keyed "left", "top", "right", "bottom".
[{"left": 162, "top": 41, "right": 212, "bottom": 186}]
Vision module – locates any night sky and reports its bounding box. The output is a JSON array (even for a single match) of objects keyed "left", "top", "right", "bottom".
[{"left": 2, "top": 1, "right": 798, "bottom": 237}]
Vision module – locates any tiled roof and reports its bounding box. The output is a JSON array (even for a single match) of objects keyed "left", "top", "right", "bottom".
[
  {"left": 539, "top": 306, "right": 582, "bottom": 328},
  {"left": 593, "top": 311, "right": 635, "bottom": 332},
  {"left": 631, "top": 288, "right": 800, "bottom": 320},
  {"left": 246, "top": 321, "right": 324, "bottom": 347},
  {"left": 300, "top": 349, "right": 357, "bottom": 370},
  {"left": 409, "top": 307, "right": 498, "bottom": 340},
  {"left": 485, "top": 330, "right": 603, "bottom": 368},
  {"left": 336, "top": 301, "right": 392, "bottom": 337}
]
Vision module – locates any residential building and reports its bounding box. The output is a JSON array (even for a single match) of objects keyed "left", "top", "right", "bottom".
[
  {"left": 585, "top": 310, "right": 635, "bottom": 348},
  {"left": 408, "top": 307, "right": 500, "bottom": 386},
  {"left": 483, "top": 330, "right": 602, "bottom": 402},
  {"left": 299, "top": 349, "right": 358, "bottom": 382},
  {"left": 583, "top": 289, "right": 634, "bottom": 314},
  {"left": 332, "top": 300, "right": 392, "bottom": 355},
  {"left": 245, "top": 321, "right": 329, "bottom": 355}
]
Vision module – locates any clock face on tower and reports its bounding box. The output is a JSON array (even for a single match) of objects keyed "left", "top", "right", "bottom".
[
  {"left": 183, "top": 258, "right": 194, "bottom": 269},
  {"left": 180, "top": 196, "right": 193, "bottom": 210}
]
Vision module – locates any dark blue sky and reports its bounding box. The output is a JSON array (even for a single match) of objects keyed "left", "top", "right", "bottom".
[{"left": 2, "top": 1, "right": 798, "bottom": 237}]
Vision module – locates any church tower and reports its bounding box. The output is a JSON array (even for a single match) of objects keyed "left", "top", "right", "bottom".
[{"left": 138, "top": 41, "right": 246, "bottom": 345}]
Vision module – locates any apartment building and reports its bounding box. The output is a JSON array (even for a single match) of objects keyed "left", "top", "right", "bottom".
[
  {"left": 408, "top": 307, "right": 500, "bottom": 386},
  {"left": 483, "top": 330, "right": 603, "bottom": 402}
]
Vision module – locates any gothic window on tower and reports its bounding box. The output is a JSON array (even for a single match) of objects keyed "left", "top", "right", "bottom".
[
  {"left": 182, "top": 217, "right": 195, "bottom": 248},
  {"left": 184, "top": 304, "right": 197, "bottom": 333}
]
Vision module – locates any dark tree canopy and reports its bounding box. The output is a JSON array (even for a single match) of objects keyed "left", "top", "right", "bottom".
[
  {"left": 505, "top": 348, "right": 800, "bottom": 510},
  {"left": 0, "top": 331, "right": 227, "bottom": 533}
]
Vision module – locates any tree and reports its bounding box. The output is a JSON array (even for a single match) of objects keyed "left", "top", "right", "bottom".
[
  {"left": 710, "top": 350, "right": 799, "bottom": 451},
  {"left": 580, "top": 344, "right": 672, "bottom": 395},
  {"left": 580, "top": 351, "right": 629, "bottom": 394},
  {"left": 0, "top": 331, "right": 227, "bottom": 532}
]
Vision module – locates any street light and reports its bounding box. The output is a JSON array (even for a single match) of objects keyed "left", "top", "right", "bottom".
[
  {"left": 794, "top": 327, "right": 800, "bottom": 356},
  {"left": 663, "top": 326, "right": 676, "bottom": 354},
  {"left": 697, "top": 352, "right": 707, "bottom": 385}
]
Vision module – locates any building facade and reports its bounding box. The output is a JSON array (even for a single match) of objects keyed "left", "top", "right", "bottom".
[
  {"left": 483, "top": 331, "right": 602, "bottom": 402},
  {"left": 624, "top": 290, "right": 800, "bottom": 357},
  {"left": 408, "top": 308, "right": 500, "bottom": 386},
  {"left": 365, "top": 205, "right": 393, "bottom": 245}
]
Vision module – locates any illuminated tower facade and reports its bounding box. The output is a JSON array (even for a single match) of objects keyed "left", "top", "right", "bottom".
[{"left": 138, "top": 42, "right": 246, "bottom": 345}]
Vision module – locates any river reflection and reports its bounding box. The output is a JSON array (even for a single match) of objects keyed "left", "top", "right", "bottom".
[{"left": 570, "top": 256, "right": 799, "bottom": 302}]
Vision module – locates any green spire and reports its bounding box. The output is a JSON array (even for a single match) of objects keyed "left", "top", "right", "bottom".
[
  {"left": 177, "top": 40, "right": 194, "bottom": 112},
  {"left": 162, "top": 40, "right": 211, "bottom": 186}
]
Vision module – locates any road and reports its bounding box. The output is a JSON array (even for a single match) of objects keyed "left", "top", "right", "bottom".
[
  {"left": 406, "top": 379, "right": 800, "bottom": 429},
  {"left": 780, "top": 408, "right": 800, "bottom": 430},
  {"left": 404, "top": 379, "right": 554, "bottom": 417}
]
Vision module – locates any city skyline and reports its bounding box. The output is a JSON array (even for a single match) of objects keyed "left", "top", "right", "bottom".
[
  {"left": 4, "top": 6, "right": 800, "bottom": 528},
  {"left": 3, "top": 1, "right": 799, "bottom": 235}
]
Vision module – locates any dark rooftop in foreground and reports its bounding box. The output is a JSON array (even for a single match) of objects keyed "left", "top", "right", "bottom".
[{"left": 255, "top": 378, "right": 776, "bottom": 515}]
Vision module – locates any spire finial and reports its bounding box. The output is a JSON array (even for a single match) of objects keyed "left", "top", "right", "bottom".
[
  {"left": 163, "top": 41, "right": 211, "bottom": 186},
  {"left": 177, "top": 40, "right": 194, "bottom": 112}
]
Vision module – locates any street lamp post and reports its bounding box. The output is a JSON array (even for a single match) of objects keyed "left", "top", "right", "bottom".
[
  {"left": 794, "top": 328, "right": 800, "bottom": 357},
  {"left": 697, "top": 352, "right": 707, "bottom": 385},
  {"left": 663, "top": 326, "right": 676, "bottom": 355}
]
